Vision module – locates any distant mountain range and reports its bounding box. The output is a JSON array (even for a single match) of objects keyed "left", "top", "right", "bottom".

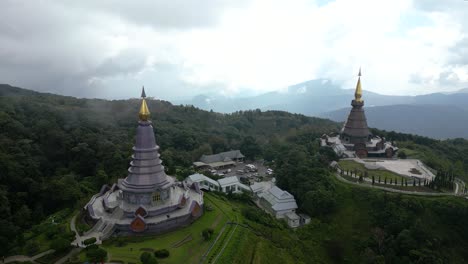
[
  {"left": 321, "top": 105, "right": 468, "bottom": 139},
  {"left": 176, "top": 79, "right": 468, "bottom": 139}
]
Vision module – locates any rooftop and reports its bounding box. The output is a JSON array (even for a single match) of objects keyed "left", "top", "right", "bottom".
[
  {"left": 269, "top": 186, "right": 294, "bottom": 200},
  {"left": 218, "top": 176, "right": 240, "bottom": 187},
  {"left": 187, "top": 173, "right": 219, "bottom": 187},
  {"left": 200, "top": 150, "right": 244, "bottom": 164},
  {"left": 261, "top": 186, "right": 298, "bottom": 212}
]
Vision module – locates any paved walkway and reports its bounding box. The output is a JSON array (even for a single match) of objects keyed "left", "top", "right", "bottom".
[
  {"left": 334, "top": 169, "right": 460, "bottom": 197},
  {"left": 454, "top": 178, "right": 466, "bottom": 195},
  {"left": 70, "top": 214, "right": 103, "bottom": 248},
  {"left": 349, "top": 158, "right": 435, "bottom": 180},
  {"left": 54, "top": 248, "right": 82, "bottom": 264},
  {"left": 2, "top": 249, "right": 55, "bottom": 264}
]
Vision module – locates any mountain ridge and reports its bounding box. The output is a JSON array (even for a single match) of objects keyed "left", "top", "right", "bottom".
[{"left": 175, "top": 79, "right": 468, "bottom": 139}]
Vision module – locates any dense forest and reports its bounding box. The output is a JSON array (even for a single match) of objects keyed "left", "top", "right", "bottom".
[
  {"left": 0, "top": 84, "right": 338, "bottom": 256},
  {"left": 1, "top": 84, "right": 468, "bottom": 263}
]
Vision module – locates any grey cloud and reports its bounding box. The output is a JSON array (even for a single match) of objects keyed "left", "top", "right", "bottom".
[
  {"left": 409, "top": 73, "right": 426, "bottom": 85},
  {"left": 0, "top": 0, "right": 244, "bottom": 98},
  {"left": 448, "top": 37, "right": 468, "bottom": 66},
  {"left": 409, "top": 70, "right": 463, "bottom": 88},
  {"left": 438, "top": 71, "right": 461, "bottom": 86},
  {"left": 92, "top": 50, "right": 148, "bottom": 78},
  {"left": 68, "top": 0, "right": 249, "bottom": 30},
  {"left": 411, "top": 0, "right": 468, "bottom": 89},
  {"left": 413, "top": 0, "right": 467, "bottom": 12},
  {"left": 94, "top": 63, "right": 223, "bottom": 100}
]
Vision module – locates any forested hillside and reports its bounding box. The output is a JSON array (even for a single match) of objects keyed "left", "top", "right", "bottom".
[
  {"left": 0, "top": 84, "right": 338, "bottom": 255},
  {"left": 1, "top": 84, "right": 468, "bottom": 263}
]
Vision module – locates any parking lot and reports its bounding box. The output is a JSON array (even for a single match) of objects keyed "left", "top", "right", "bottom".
[{"left": 212, "top": 160, "right": 274, "bottom": 183}]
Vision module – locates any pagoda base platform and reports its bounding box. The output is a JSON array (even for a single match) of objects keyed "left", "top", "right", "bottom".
[{"left": 83, "top": 179, "right": 204, "bottom": 240}]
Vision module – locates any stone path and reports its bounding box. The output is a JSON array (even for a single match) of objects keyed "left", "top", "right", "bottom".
[
  {"left": 70, "top": 214, "right": 104, "bottom": 247},
  {"left": 454, "top": 178, "right": 466, "bottom": 195},
  {"left": 350, "top": 158, "right": 435, "bottom": 180},
  {"left": 54, "top": 248, "right": 82, "bottom": 264},
  {"left": 2, "top": 249, "right": 55, "bottom": 264},
  {"left": 334, "top": 170, "right": 461, "bottom": 196}
]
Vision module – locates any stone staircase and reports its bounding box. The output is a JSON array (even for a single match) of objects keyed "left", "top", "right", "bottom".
[
  {"left": 101, "top": 222, "right": 116, "bottom": 240},
  {"left": 101, "top": 207, "right": 123, "bottom": 239},
  {"left": 84, "top": 219, "right": 104, "bottom": 236}
]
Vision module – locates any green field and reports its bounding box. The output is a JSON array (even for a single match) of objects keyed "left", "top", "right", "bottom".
[
  {"left": 80, "top": 193, "right": 240, "bottom": 264},
  {"left": 338, "top": 160, "right": 408, "bottom": 182},
  {"left": 75, "top": 192, "right": 300, "bottom": 264},
  {"left": 74, "top": 180, "right": 468, "bottom": 264}
]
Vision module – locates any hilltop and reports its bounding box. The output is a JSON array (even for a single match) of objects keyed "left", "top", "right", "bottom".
[{"left": 1, "top": 84, "right": 468, "bottom": 263}]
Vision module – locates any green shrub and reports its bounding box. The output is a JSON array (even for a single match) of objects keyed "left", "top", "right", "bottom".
[
  {"left": 50, "top": 237, "right": 70, "bottom": 253},
  {"left": 83, "top": 237, "right": 97, "bottom": 246},
  {"left": 154, "top": 249, "right": 170, "bottom": 258},
  {"left": 25, "top": 240, "right": 40, "bottom": 256},
  {"left": 114, "top": 237, "right": 127, "bottom": 247},
  {"left": 140, "top": 252, "right": 152, "bottom": 263},
  {"left": 398, "top": 151, "right": 407, "bottom": 159},
  {"left": 86, "top": 247, "right": 107, "bottom": 263},
  {"left": 202, "top": 228, "right": 214, "bottom": 241},
  {"left": 44, "top": 225, "right": 62, "bottom": 239},
  {"left": 140, "top": 252, "right": 158, "bottom": 264}
]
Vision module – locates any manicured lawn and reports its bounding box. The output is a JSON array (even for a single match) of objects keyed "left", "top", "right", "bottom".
[
  {"left": 78, "top": 193, "right": 303, "bottom": 264},
  {"left": 398, "top": 147, "right": 421, "bottom": 158},
  {"left": 96, "top": 193, "right": 236, "bottom": 264},
  {"left": 213, "top": 222, "right": 298, "bottom": 264},
  {"left": 338, "top": 160, "right": 408, "bottom": 182}
]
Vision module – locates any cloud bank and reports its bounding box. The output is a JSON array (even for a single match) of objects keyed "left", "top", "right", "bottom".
[{"left": 0, "top": 0, "right": 467, "bottom": 99}]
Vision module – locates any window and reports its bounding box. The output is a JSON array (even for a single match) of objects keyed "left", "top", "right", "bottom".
[{"left": 152, "top": 192, "right": 161, "bottom": 202}]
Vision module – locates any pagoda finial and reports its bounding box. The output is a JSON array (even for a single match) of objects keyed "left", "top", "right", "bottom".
[
  {"left": 141, "top": 86, "right": 147, "bottom": 98},
  {"left": 139, "top": 87, "right": 150, "bottom": 121},
  {"left": 354, "top": 68, "right": 363, "bottom": 102}
]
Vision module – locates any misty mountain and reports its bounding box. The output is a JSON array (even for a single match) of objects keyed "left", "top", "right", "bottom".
[
  {"left": 320, "top": 104, "right": 468, "bottom": 139},
  {"left": 177, "top": 79, "right": 468, "bottom": 116},
  {"left": 175, "top": 79, "right": 468, "bottom": 138}
]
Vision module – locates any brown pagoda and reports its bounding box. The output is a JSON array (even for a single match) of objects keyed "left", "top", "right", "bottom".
[
  {"left": 321, "top": 69, "right": 397, "bottom": 158},
  {"left": 340, "top": 69, "right": 372, "bottom": 149}
]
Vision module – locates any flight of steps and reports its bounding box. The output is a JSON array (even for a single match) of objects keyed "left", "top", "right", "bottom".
[{"left": 101, "top": 207, "right": 124, "bottom": 239}]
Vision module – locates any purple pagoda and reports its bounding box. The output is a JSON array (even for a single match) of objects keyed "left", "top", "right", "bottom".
[{"left": 82, "top": 88, "right": 203, "bottom": 242}]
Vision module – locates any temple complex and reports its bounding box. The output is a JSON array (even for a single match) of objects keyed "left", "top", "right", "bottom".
[
  {"left": 321, "top": 69, "right": 398, "bottom": 158},
  {"left": 83, "top": 88, "right": 203, "bottom": 241}
]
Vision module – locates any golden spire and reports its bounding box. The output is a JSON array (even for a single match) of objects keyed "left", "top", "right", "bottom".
[
  {"left": 139, "top": 86, "right": 150, "bottom": 121},
  {"left": 354, "top": 67, "right": 363, "bottom": 102}
]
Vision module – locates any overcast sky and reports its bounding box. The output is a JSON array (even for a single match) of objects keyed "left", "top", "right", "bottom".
[{"left": 1, "top": 0, "right": 467, "bottom": 100}]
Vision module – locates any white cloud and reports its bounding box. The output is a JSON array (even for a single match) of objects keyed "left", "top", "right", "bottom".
[
  {"left": 173, "top": 0, "right": 467, "bottom": 96},
  {"left": 0, "top": 0, "right": 467, "bottom": 98}
]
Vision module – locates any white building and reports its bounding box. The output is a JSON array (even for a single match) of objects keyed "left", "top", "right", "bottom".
[
  {"left": 259, "top": 186, "right": 298, "bottom": 219},
  {"left": 250, "top": 181, "right": 274, "bottom": 197},
  {"left": 285, "top": 212, "right": 300, "bottom": 228},
  {"left": 186, "top": 173, "right": 220, "bottom": 191},
  {"left": 218, "top": 176, "right": 251, "bottom": 193},
  {"left": 186, "top": 174, "right": 308, "bottom": 228},
  {"left": 186, "top": 174, "right": 250, "bottom": 194}
]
